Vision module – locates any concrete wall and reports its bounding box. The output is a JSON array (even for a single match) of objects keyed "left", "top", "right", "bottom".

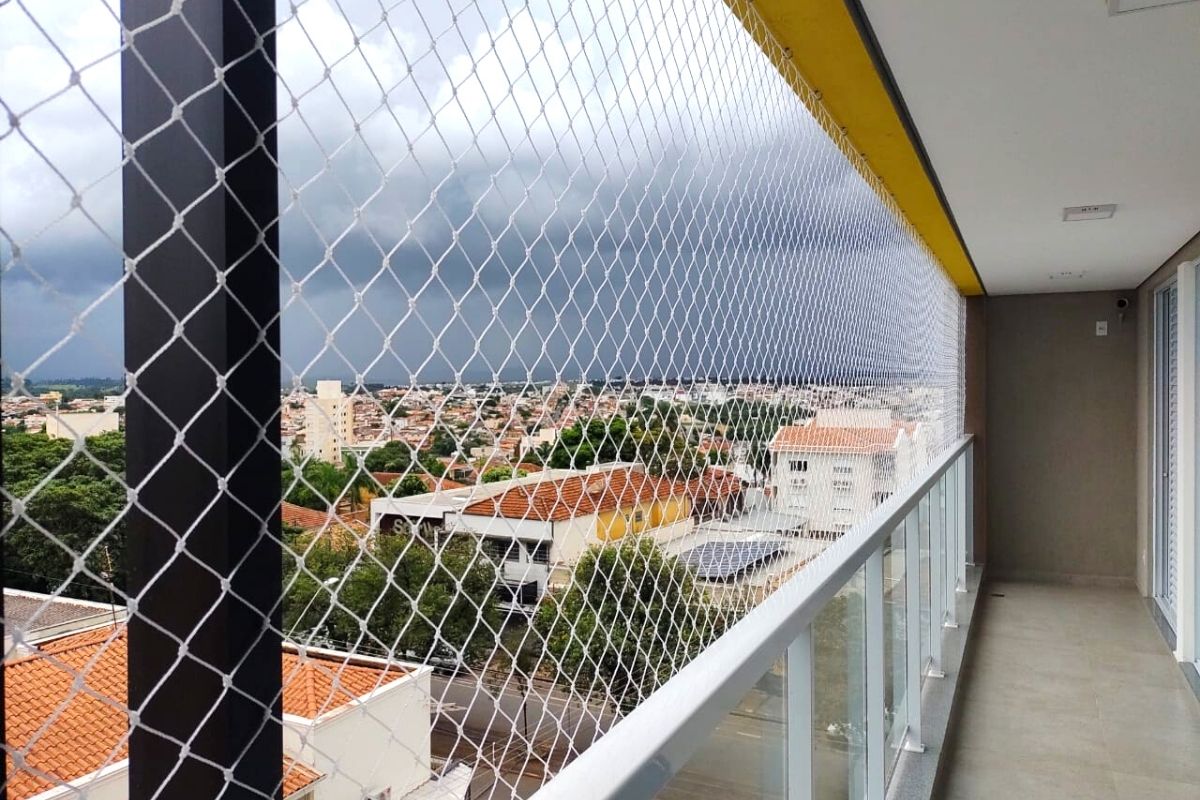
[
  {"left": 285, "top": 667, "right": 433, "bottom": 800},
  {"left": 986, "top": 291, "right": 1137, "bottom": 582},
  {"left": 1136, "top": 231, "right": 1200, "bottom": 595}
]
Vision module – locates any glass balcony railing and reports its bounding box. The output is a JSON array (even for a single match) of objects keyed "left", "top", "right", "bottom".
[{"left": 530, "top": 439, "right": 973, "bottom": 799}]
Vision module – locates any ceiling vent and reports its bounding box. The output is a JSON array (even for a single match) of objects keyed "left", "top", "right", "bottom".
[
  {"left": 1063, "top": 204, "right": 1116, "bottom": 222},
  {"left": 1049, "top": 270, "right": 1087, "bottom": 281},
  {"left": 1109, "top": 0, "right": 1199, "bottom": 15}
]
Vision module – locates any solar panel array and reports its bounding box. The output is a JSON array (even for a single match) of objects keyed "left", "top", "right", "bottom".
[{"left": 678, "top": 541, "right": 787, "bottom": 581}]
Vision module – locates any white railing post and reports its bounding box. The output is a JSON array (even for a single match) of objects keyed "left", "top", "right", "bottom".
[
  {"left": 944, "top": 465, "right": 959, "bottom": 628},
  {"left": 865, "top": 546, "right": 885, "bottom": 800},
  {"left": 965, "top": 441, "right": 976, "bottom": 566},
  {"left": 787, "top": 626, "right": 815, "bottom": 800},
  {"left": 903, "top": 506, "right": 924, "bottom": 753},
  {"left": 928, "top": 477, "right": 946, "bottom": 678},
  {"left": 956, "top": 451, "right": 968, "bottom": 593}
]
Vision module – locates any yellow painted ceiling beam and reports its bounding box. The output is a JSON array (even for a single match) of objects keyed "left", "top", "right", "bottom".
[{"left": 727, "top": 0, "right": 984, "bottom": 295}]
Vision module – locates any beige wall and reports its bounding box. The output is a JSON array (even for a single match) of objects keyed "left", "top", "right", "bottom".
[
  {"left": 986, "top": 291, "right": 1137, "bottom": 582},
  {"left": 1135, "top": 230, "right": 1200, "bottom": 595}
]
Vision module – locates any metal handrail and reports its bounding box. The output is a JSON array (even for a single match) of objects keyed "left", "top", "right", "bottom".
[{"left": 532, "top": 435, "right": 974, "bottom": 800}]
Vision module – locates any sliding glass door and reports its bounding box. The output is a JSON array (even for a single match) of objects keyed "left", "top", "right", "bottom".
[{"left": 1154, "top": 280, "right": 1179, "bottom": 629}]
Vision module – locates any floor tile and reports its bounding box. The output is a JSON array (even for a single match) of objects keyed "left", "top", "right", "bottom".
[
  {"left": 938, "top": 583, "right": 1200, "bottom": 799},
  {"left": 1111, "top": 772, "right": 1200, "bottom": 800}
]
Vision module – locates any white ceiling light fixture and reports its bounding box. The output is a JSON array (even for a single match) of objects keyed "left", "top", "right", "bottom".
[
  {"left": 1109, "top": 0, "right": 1199, "bottom": 15},
  {"left": 1063, "top": 204, "right": 1117, "bottom": 222}
]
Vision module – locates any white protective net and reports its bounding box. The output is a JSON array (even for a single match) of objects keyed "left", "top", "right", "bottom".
[{"left": 1, "top": 1, "right": 964, "bottom": 799}]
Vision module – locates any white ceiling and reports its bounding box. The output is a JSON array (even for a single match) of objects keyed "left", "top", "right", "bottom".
[{"left": 859, "top": 0, "right": 1200, "bottom": 294}]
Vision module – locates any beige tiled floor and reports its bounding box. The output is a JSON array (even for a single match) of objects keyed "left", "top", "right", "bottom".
[{"left": 938, "top": 581, "right": 1200, "bottom": 800}]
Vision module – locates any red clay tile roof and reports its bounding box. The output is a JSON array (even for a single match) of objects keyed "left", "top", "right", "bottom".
[
  {"left": 283, "top": 758, "right": 324, "bottom": 796},
  {"left": 768, "top": 424, "right": 910, "bottom": 454},
  {"left": 462, "top": 467, "right": 689, "bottom": 522},
  {"left": 282, "top": 502, "right": 370, "bottom": 551},
  {"left": 4, "top": 625, "right": 401, "bottom": 800},
  {"left": 281, "top": 648, "right": 404, "bottom": 719},
  {"left": 686, "top": 468, "right": 746, "bottom": 501},
  {"left": 282, "top": 501, "right": 340, "bottom": 530},
  {"left": 370, "top": 472, "right": 468, "bottom": 492}
]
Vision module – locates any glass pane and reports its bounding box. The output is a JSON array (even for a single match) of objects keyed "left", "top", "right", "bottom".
[
  {"left": 940, "top": 472, "right": 952, "bottom": 620},
  {"left": 814, "top": 566, "right": 867, "bottom": 800},
  {"left": 919, "top": 494, "right": 932, "bottom": 679},
  {"left": 883, "top": 524, "right": 907, "bottom": 782},
  {"left": 657, "top": 657, "right": 787, "bottom": 799}
]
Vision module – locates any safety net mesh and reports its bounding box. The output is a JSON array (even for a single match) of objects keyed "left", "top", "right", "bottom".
[{"left": 2, "top": 0, "right": 963, "bottom": 798}]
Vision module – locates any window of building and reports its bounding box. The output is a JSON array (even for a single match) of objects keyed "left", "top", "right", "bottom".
[
  {"left": 833, "top": 479, "right": 852, "bottom": 491},
  {"left": 833, "top": 465, "right": 853, "bottom": 475},
  {"left": 789, "top": 459, "right": 809, "bottom": 472},
  {"left": 530, "top": 542, "right": 551, "bottom": 565},
  {"left": 482, "top": 537, "right": 519, "bottom": 562}
]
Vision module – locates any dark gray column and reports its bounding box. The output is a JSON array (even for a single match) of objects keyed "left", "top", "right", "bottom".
[{"left": 121, "top": 1, "right": 281, "bottom": 798}]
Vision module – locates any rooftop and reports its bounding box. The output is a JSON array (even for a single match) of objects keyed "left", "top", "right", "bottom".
[
  {"left": 461, "top": 466, "right": 690, "bottom": 522},
  {"left": 3, "top": 589, "right": 122, "bottom": 642},
  {"left": 768, "top": 423, "right": 914, "bottom": 454},
  {"left": 3, "top": 624, "right": 405, "bottom": 799}
]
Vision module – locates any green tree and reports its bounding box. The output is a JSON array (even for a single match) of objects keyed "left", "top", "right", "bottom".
[
  {"left": 481, "top": 466, "right": 527, "bottom": 483},
  {"left": 534, "top": 539, "right": 722, "bottom": 710},
  {"left": 546, "top": 415, "right": 701, "bottom": 479},
  {"left": 363, "top": 440, "right": 413, "bottom": 472},
  {"left": 285, "top": 533, "right": 501, "bottom": 665},
  {"left": 387, "top": 474, "right": 429, "bottom": 497},
  {"left": 3, "top": 429, "right": 128, "bottom": 601},
  {"left": 282, "top": 458, "right": 371, "bottom": 511},
  {"left": 428, "top": 427, "right": 459, "bottom": 457}
]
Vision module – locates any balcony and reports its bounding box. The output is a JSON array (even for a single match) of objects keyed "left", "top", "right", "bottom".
[{"left": 3, "top": 2, "right": 1200, "bottom": 800}]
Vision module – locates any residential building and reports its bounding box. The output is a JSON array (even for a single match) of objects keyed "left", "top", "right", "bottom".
[
  {"left": 44, "top": 411, "right": 120, "bottom": 441},
  {"left": 3, "top": 588, "right": 126, "bottom": 656},
  {"left": 3, "top": 619, "right": 465, "bottom": 800},
  {"left": 304, "top": 381, "right": 354, "bottom": 465},
  {"left": 768, "top": 410, "right": 924, "bottom": 534},
  {"left": 455, "top": 464, "right": 694, "bottom": 599},
  {"left": 370, "top": 465, "right": 737, "bottom": 608}
]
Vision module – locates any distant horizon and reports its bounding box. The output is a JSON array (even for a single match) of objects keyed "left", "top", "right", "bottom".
[{"left": 3, "top": 370, "right": 944, "bottom": 392}]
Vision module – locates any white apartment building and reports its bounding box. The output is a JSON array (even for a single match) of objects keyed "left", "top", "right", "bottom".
[
  {"left": 768, "top": 409, "right": 925, "bottom": 535},
  {"left": 44, "top": 411, "right": 120, "bottom": 441},
  {"left": 519, "top": 426, "right": 559, "bottom": 456},
  {"left": 304, "top": 380, "right": 354, "bottom": 464}
]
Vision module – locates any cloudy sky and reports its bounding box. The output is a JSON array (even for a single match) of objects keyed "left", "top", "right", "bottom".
[{"left": 1, "top": 0, "right": 961, "bottom": 387}]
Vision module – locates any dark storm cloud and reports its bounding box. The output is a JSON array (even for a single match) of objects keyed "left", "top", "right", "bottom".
[{"left": 2, "top": 0, "right": 959, "bottom": 386}]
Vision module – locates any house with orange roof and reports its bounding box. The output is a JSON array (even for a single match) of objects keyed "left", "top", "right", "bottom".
[
  {"left": 768, "top": 409, "right": 925, "bottom": 535},
  {"left": 454, "top": 464, "right": 697, "bottom": 603},
  {"left": 4, "top": 612, "right": 467, "bottom": 800},
  {"left": 370, "top": 465, "right": 700, "bottom": 608}
]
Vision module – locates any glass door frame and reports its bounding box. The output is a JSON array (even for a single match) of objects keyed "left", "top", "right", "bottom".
[{"left": 1153, "top": 279, "right": 1179, "bottom": 630}]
